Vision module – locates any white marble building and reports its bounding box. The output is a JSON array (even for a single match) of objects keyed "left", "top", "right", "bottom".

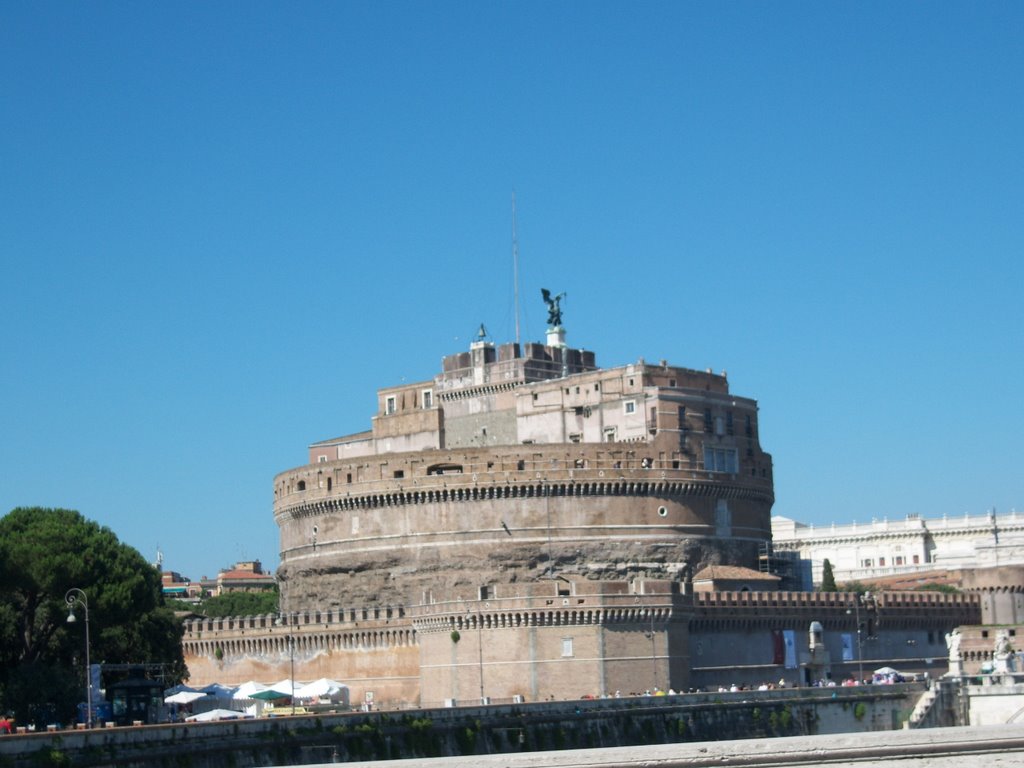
[{"left": 772, "top": 510, "right": 1024, "bottom": 586}]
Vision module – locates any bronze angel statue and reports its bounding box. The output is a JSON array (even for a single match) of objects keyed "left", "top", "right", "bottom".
[{"left": 541, "top": 288, "right": 565, "bottom": 327}]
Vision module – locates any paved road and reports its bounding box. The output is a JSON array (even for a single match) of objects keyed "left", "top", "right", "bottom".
[{"left": 290, "top": 724, "right": 1024, "bottom": 768}]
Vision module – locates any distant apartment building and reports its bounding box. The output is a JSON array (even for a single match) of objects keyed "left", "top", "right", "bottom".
[
  {"left": 215, "top": 560, "right": 276, "bottom": 594},
  {"left": 161, "top": 571, "right": 204, "bottom": 600},
  {"left": 161, "top": 560, "right": 276, "bottom": 600}
]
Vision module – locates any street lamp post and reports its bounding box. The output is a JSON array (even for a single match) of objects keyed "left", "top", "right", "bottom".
[
  {"left": 65, "top": 588, "right": 92, "bottom": 728},
  {"left": 847, "top": 595, "right": 865, "bottom": 683},
  {"left": 637, "top": 597, "right": 658, "bottom": 694},
  {"left": 289, "top": 635, "right": 295, "bottom": 715},
  {"left": 466, "top": 602, "right": 485, "bottom": 704},
  {"left": 649, "top": 608, "right": 657, "bottom": 692},
  {"left": 276, "top": 614, "right": 296, "bottom": 715}
]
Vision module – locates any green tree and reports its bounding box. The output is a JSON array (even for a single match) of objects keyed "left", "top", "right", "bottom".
[
  {"left": 820, "top": 559, "right": 837, "bottom": 592},
  {"left": 0, "top": 507, "right": 187, "bottom": 725},
  {"left": 198, "top": 588, "right": 279, "bottom": 617}
]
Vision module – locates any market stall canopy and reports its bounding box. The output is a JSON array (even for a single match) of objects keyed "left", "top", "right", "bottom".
[
  {"left": 185, "top": 709, "right": 252, "bottom": 722},
  {"left": 248, "top": 689, "right": 290, "bottom": 701},
  {"left": 233, "top": 681, "right": 269, "bottom": 700},
  {"left": 165, "top": 690, "right": 208, "bottom": 705},
  {"left": 294, "top": 678, "right": 349, "bottom": 702},
  {"left": 164, "top": 684, "right": 200, "bottom": 696},
  {"left": 200, "top": 683, "right": 237, "bottom": 698},
  {"left": 270, "top": 679, "right": 298, "bottom": 696}
]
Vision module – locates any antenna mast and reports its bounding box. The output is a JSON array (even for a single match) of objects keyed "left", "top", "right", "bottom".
[{"left": 512, "top": 191, "right": 521, "bottom": 346}]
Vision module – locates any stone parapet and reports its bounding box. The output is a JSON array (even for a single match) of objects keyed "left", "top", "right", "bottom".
[{"left": 275, "top": 445, "right": 774, "bottom": 522}]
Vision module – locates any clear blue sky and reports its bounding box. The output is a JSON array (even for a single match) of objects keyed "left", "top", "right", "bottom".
[{"left": 2, "top": 2, "right": 1021, "bottom": 582}]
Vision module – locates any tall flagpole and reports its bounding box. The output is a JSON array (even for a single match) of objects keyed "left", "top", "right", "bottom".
[{"left": 512, "top": 191, "right": 520, "bottom": 346}]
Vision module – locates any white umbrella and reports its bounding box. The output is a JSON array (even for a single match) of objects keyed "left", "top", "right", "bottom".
[
  {"left": 165, "top": 690, "right": 207, "bottom": 705},
  {"left": 185, "top": 708, "right": 251, "bottom": 722},
  {"left": 874, "top": 666, "right": 900, "bottom": 676}
]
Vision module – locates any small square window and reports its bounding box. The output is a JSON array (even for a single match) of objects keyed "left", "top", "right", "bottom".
[{"left": 624, "top": 400, "right": 636, "bottom": 415}]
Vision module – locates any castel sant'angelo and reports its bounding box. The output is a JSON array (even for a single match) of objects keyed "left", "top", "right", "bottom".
[{"left": 183, "top": 294, "right": 978, "bottom": 706}]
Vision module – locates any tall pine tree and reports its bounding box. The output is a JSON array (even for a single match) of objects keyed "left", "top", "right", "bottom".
[{"left": 820, "top": 558, "right": 838, "bottom": 592}]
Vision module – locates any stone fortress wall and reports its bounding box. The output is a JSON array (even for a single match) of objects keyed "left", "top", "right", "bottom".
[{"left": 182, "top": 583, "right": 980, "bottom": 708}]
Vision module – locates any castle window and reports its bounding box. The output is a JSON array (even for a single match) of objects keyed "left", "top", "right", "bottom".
[
  {"left": 394, "top": 470, "right": 404, "bottom": 479},
  {"left": 562, "top": 637, "right": 574, "bottom": 657},
  {"left": 703, "top": 446, "right": 737, "bottom": 473},
  {"left": 913, "top": 555, "right": 920, "bottom": 564},
  {"left": 297, "top": 481, "right": 306, "bottom": 491},
  {"left": 427, "top": 463, "right": 463, "bottom": 475},
  {"left": 745, "top": 414, "right": 753, "bottom": 437},
  {"left": 624, "top": 400, "right": 636, "bottom": 415},
  {"left": 346, "top": 473, "right": 352, "bottom": 483},
  {"left": 318, "top": 455, "right": 327, "bottom": 463},
  {"left": 726, "top": 411, "right": 734, "bottom": 436},
  {"left": 604, "top": 427, "right": 616, "bottom": 442},
  {"left": 569, "top": 433, "right": 582, "bottom": 443},
  {"left": 879, "top": 557, "right": 886, "bottom": 567},
  {"left": 669, "top": 379, "right": 676, "bottom": 387},
  {"left": 386, "top": 396, "right": 396, "bottom": 415},
  {"left": 422, "top": 389, "right": 433, "bottom": 409},
  {"left": 594, "top": 383, "right": 600, "bottom": 391},
  {"left": 704, "top": 409, "right": 713, "bottom": 433}
]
